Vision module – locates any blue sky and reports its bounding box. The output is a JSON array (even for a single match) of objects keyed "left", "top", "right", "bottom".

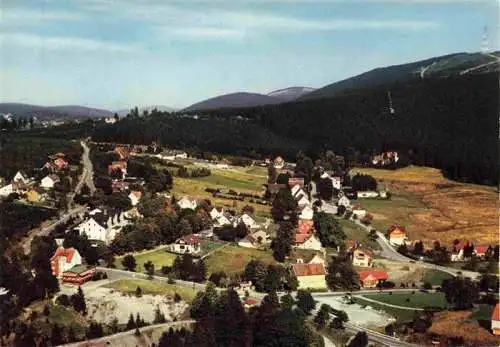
[{"left": 0, "top": 0, "right": 498, "bottom": 109}]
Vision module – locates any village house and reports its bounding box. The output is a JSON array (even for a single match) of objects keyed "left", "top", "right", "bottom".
[
  {"left": 352, "top": 248, "right": 373, "bottom": 268},
  {"left": 492, "top": 303, "right": 500, "bottom": 335},
  {"left": 386, "top": 225, "right": 407, "bottom": 246},
  {"left": 237, "top": 213, "right": 257, "bottom": 229},
  {"left": 214, "top": 213, "right": 233, "bottom": 227},
  {"left": 295, "top": 193, "right": 311, "bottom": 207},
  {"left": 178, "top": 196, "right": 197, "bottom": 210},
  {"left": 25, "top": 189, "right": 42, "bottom": 203},
  {"left": 40, "top": 174, "right": 60, "bottom": 189},
  {"left": 128, "top": 191, "right": 142, "bottom": 206},
  {"left": 112, "top": 179, "right": 130, "bottom": 193},
  {"left": 299, "top": 205, "right": 314, "bottom": 220},
  {"left": 108, "top": 161, "right": 128, "bottom": 178},
  {"left": 74, "top": 210, "right": 130, "bottom": 244},
  {"left": 358, "top": 269, "right": 389, "bottom": 288},
  {"left": 114, "top": 146, "right": 130, "bottom": 160},
  {"left": 295, "top": 234, "right": 323, "bottom": 251},
  {"left": 352, "top": 205, "right": 367, "bottom": 218},
  {"left": 273, "top": 156, "right": 285, "bottom": 170},
  {"left": 60, "top": 265, "right": 96, "bottom": 285},
  {"left": 337, "top": 195, "right": 351, "bottom": 207},
  {"left": 243, "top": 298, "right": 258, "bottom": 309},
  {"left": 50, "top": 247, "right": 82, "bottom": 279},
  {"left": 292, "top": 263, "right": 327, "bottom": 290},
  {"left": 0, "top": 183, "right": 14, "bottom": 197},
  {"left": 292, "top": 252, "right": 326, "bottom": 267},
  {"left": 171, "top": 234, "right": 201, "bottom": 254},
  {"left": 238, "top": 230, "right": 271, "bottom": 248},
  {"left": 332, "top": 176, "right": 342, "bottom": 190},
  {"left": 13, "top": 171, "right": 29, "bottom": 184},
  {"left": 210, "top": 207, "right": 224, "bottom": 220},
  {"left": 451, "top": 241, "right": 490, "bottom": 262},
  {"left": 53, "top": 157, "right": 69, "bottom": 170}
]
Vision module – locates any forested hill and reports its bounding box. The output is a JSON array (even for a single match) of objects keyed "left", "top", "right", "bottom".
[
  {"left": 93, "top": 72, "right": 498, "bottom": 185},
  {"left": 300, "top": 51, "right": 500, "bottom": 101},
  {"left": 92, "top": 116, "right": 308, "bottom": 160}
]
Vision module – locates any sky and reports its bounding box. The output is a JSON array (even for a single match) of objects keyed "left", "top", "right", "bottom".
[{"left": 0, "top": 0, "right": 498, "bottom": 110}]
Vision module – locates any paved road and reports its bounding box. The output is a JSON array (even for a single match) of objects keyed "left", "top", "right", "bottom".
[
  {"left": 72, "top": 141, "right": 96, "bottom": 200},
  {"left": 22, "top": 206, "right": 86, "bottom": 254},
  {"left": 58, "top": 320, "right": 195, "bottom": 347},
  {"left": 331, "top": 204, "right": 483, "bottom": 280},
  {"left": 355, "top": 295, "right": 424, "bottom": 311}
]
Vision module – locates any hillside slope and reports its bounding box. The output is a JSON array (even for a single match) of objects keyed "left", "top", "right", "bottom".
[
  {"left": 0, "top": 103, "right": 113, "bottom": 120},
  {"left": 301, "top": 51, "right": 500, "bottom": 100},
  {"left": 183, "top": 92, "right": 281, "bottom": 112},
  {"left": 267, "top": 87, "right": 316, "bottom": 102}
]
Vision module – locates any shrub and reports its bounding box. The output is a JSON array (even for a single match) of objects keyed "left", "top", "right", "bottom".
[
  {"left": 55, "top": 294, "right": 71, "bottom": 307},
  {"left": 423, "top": 282, "right": 432, "bottom": 290},
  {"left": 174, "top": 293, "right": 182, "bottom": 303}
]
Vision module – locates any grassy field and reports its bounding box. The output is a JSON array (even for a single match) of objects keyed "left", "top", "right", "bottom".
[
  {"left": 28, "top": 300, "right": 88, "bottom": 340},
  {"left": 362, "top": 292, "right": 448, "bottom": 309},
  {"left": 115, "top": 248, "right": 177, "bottom": 273},
  {"left": 204, "top": 244, "right": 276, "bottom": 275},
  {"left": 353, "top": 296, "right": 418, "bottom": 322},
  {"left": 469, "top": 304, "right": 495, "bottom": 320},
  {"left": 422, "top": 269, "right": 454, "bottom": 286},
  {"left": 171, "top": 166, "right": 271, "bottom": 217},
  {"left": 338, "top": 219, "right": 380, "bottom": 250},
  {"left": 352, "top": 166, "right": 498, "bottom": 245},
  {"left": 104, "top": 279, "right": 199, "bottom": 303}
]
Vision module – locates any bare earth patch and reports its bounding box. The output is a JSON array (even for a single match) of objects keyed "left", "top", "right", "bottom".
[{"left": 85, "top": 287, "right": 189, "bottom": 324}]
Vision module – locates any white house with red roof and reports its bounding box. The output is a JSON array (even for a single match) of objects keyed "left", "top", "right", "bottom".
[
  {"left": 492, "top": 303, "right": 500, "bottom": 335},
  {"left": 386, "top": 225, "right": 407, "bottom": 246},
  {"left": 358, "top": 269, "right": 388, "bottom": 288},
  {"left": 171, "top": 234, "right": 201, "bottom": 254},
  {"left": 451, "top": 241, "right": 490, "bottom": 261},
  {"left": 352, "top": 248, "right": 373, "bottom": 268},
  {"left": 50, "top": 247, "right": 82, "bottom": 279},
  {"left": 128, "top": 191, "right": 142, "bottom": 207},
  {"left": 295, "top": 234, "right": 323, "bottom": 251}
]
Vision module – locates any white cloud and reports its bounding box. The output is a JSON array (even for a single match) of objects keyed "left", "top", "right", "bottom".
[
  {"left": 170, "top": 27, "right": 247, "bottom": 39},
  {"left": 0, "top": 33, "right": 134, "bottom": 52},
  {"left": 0, "top": 8, "right": 85, "bottom": 23}
]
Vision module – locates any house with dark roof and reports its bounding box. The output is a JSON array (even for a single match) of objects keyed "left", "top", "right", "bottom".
[{"left": 292, "top": 263, "right": 327, "bottom": 290}]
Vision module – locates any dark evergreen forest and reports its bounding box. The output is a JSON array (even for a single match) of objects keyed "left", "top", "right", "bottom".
[{"left": 94, "top": 73, "right": 498, "bottom": 185}]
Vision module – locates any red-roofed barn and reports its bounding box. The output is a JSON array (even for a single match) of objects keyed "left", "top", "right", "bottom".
[
  {"left": 358, "top": 269, "right": 389, "bottom": 288},
  {"left": 292, "top": 263, "right": 327, "bottom": 290}
]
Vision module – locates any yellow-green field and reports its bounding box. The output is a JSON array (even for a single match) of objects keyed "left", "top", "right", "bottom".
[
  {"left": 115, "top": 248, "right": 177, "bottom": 273},
  {"left": 104, "top": 279, "right": 199, "bottom": 303},
  {"left": 338, "top": 219, "right": 380, "bottom": 250},
  {"left": 170, "top": 164, "right": 271, "bottom": 217},
  {"left": 204, "top": 245, "right": 276, "bottom": 275},
  {"left": 352, "top": 166, "right": 498, "bottom": 245}
]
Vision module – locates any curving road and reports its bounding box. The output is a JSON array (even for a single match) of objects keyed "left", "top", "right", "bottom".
[
  {"left": 58, "top": 320, "right": 196, "bottom": 347},
  {"left": 71, "top": 141, "right": 96, "bottom": 201},
  {"left": 345, "top": 212, "right": 481, "bottom": 279}
]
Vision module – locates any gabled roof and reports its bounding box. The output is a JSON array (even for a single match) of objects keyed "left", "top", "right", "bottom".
[
  {"left": 387, "top": 225, "right": 406, "bottom": 236},
  {"left": 51, "top": 247, "right": 78, "bottom": 262},
  {"left": 358, "top": 269, "right": 388, "bottom": 281},
  {"left": 292, "top": 263, "right": 326, "bottom": 277},
  {"left": 179, "top": 234, "right": 200, "bottom": 245},
  {"left": 298, "top": 220, "right": 314, "bottom": 234},
  {"left": 129, "top": 191, "right": 142, "bottom": 199},
  {"left": 492, "top": 303, "right": 500, "bottom": 321},
  {"left": 474, "top": 245, "right": 490, "bottom": 254},
  {"left": 353, "top": 248, "right": 373, "bottom": 259}
]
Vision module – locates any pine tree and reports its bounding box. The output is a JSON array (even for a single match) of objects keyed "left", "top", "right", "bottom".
[
  {"left": 153, "top": 306, "right": 166, "bottom": 324},
  {"left": 126, "top": 313, "right": 136, "bottom": 330},
  {"left": 51, "top": 324, "right": 64, "bottom": 346},
  {"left": 134, "top": 326, "right": 141, "bottom": 336}
]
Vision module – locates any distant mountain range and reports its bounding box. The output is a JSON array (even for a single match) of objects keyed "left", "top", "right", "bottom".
[
  {"left": 183, "top": 86, "right": 316, "bottom": 112},
  {"left": 300, "top": 51, "right": 500, "bottom": 101},
  {"left": 183, "top": 51, "right": 499, "bottom": 111},
  {"left": 0, "top": 103, "right": 113, "bottom": 120},
  {"left": 116, "top": 105, "right": 176, "bottom": 117}
]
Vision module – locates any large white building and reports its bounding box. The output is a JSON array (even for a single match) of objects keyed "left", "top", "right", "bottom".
[{"left": 74, "top": 211, "right": 130, "bottom": 244}]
